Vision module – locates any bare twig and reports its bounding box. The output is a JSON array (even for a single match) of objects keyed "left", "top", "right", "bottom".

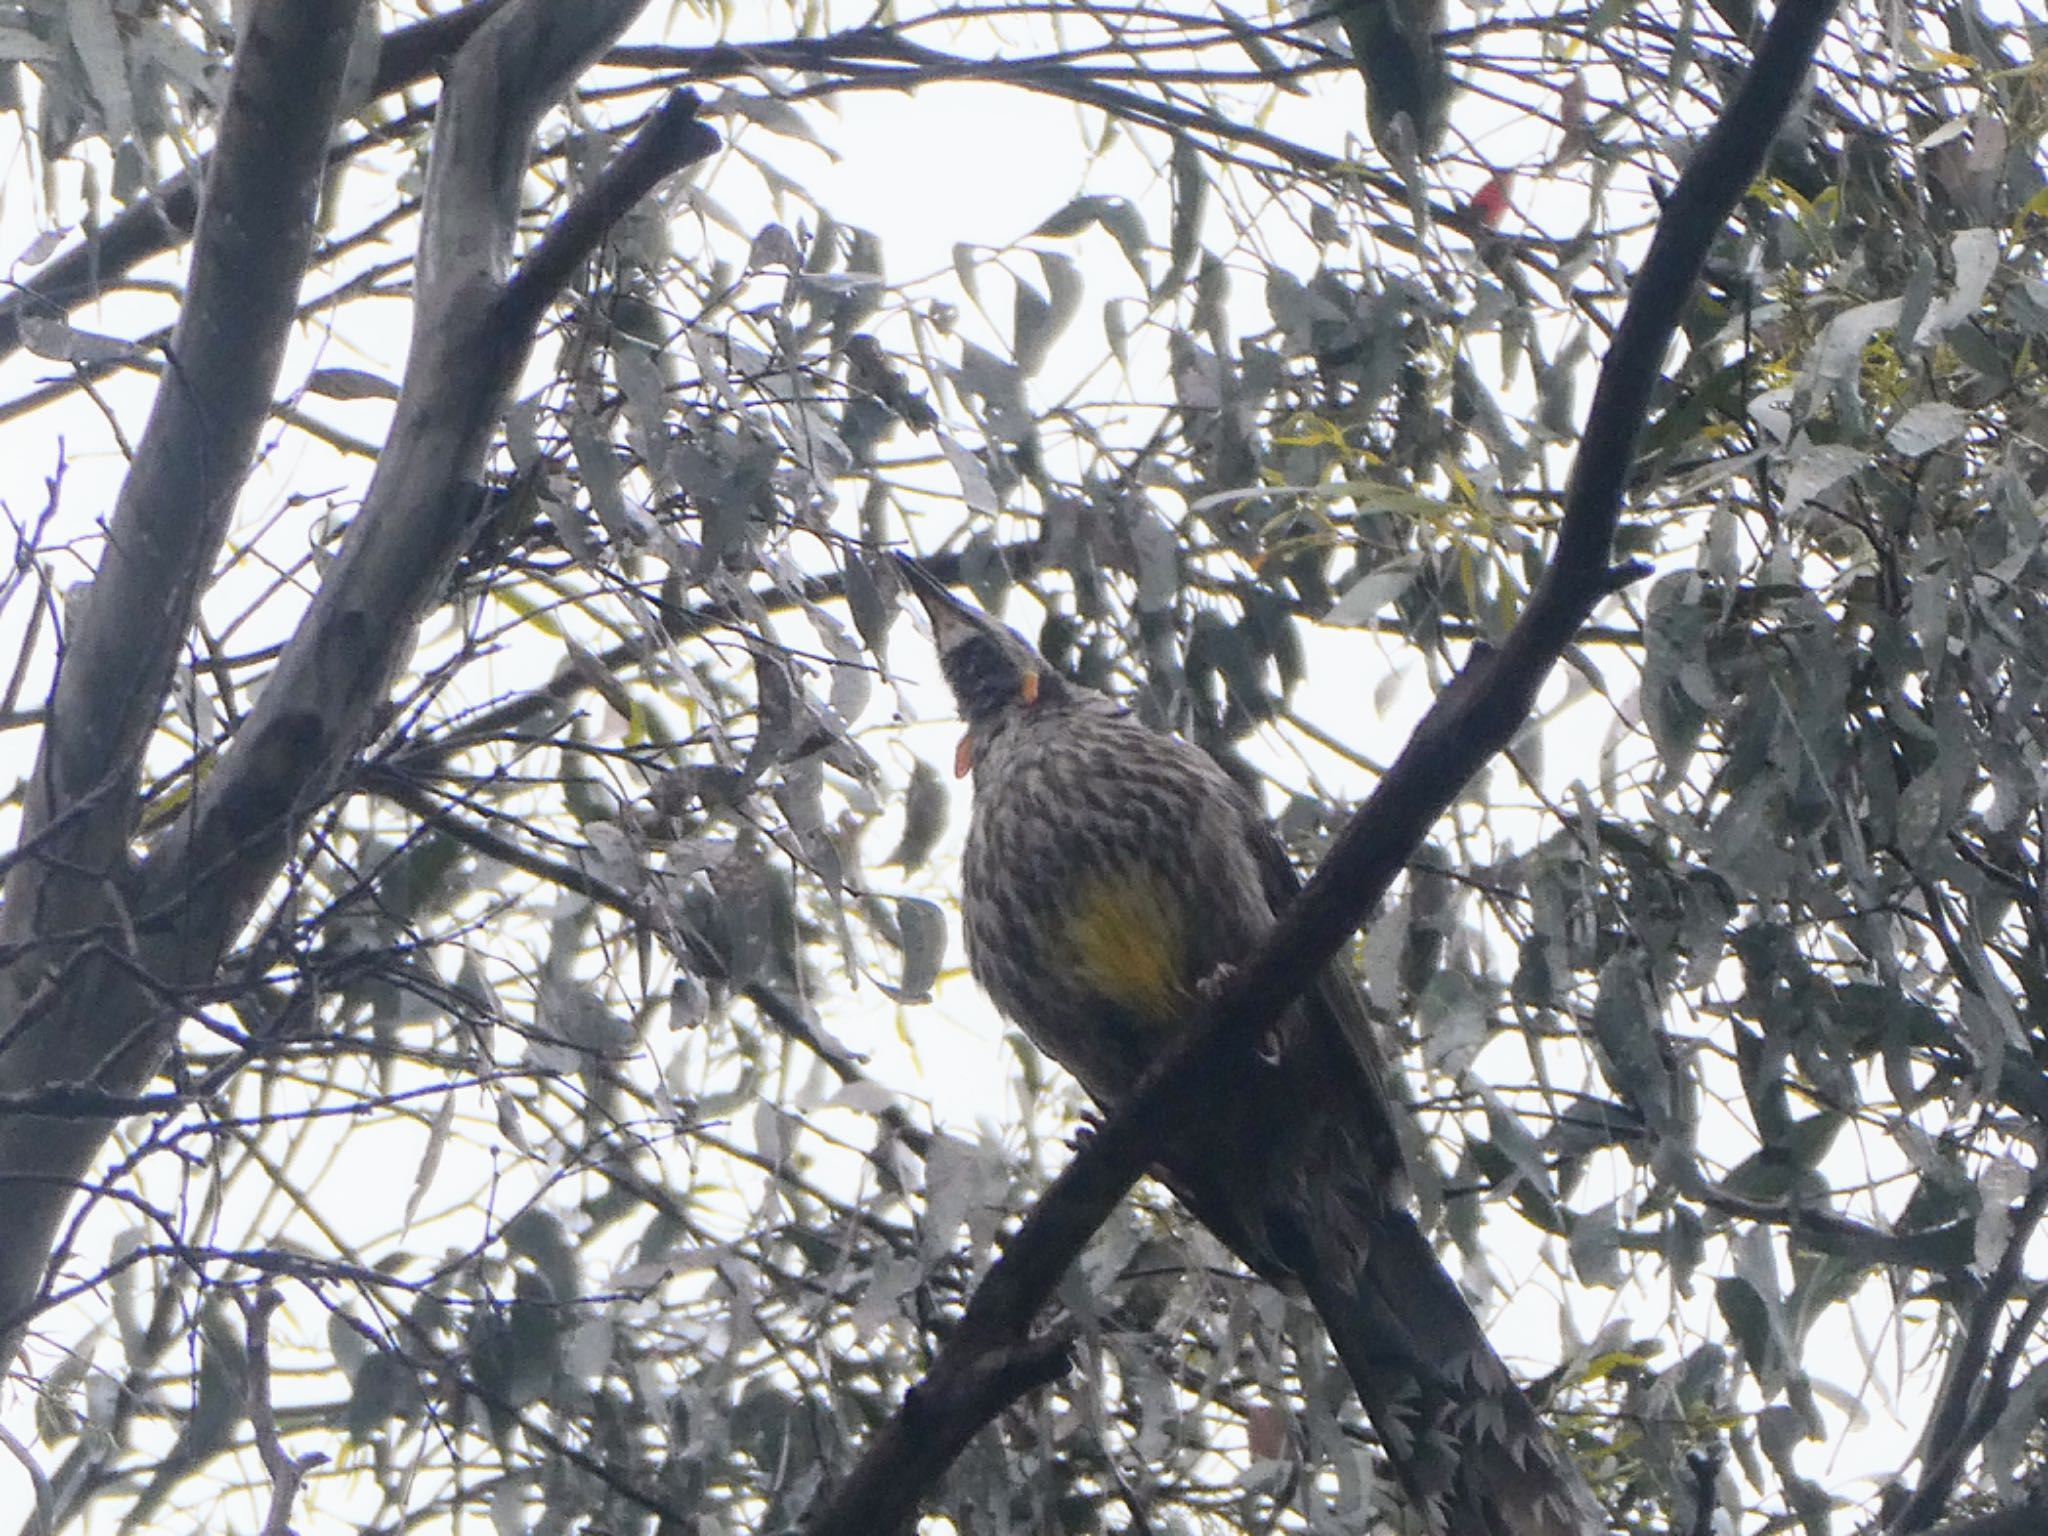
[
  {"left": 238, "top": 1284, "right": 329, "bottom": 1536},
  {"left": 0, "top": 1419, "right": 52, "bottom": 1536}
]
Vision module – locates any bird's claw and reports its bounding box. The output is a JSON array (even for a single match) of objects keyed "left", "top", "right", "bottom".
[
  {"left": 1198, "top": 962, "right": 1285, "bottom": 1065},
  {"left": 1068, "top": 1108, "right": 1103, "bottom": 1152}
]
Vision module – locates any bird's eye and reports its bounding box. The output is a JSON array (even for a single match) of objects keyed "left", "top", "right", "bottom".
[{"left": 1018, "top": 672, "right": 1041, "bottom": 706}]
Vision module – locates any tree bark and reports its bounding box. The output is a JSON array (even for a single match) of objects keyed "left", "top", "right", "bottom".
[
  {"left": 0, "top": 0, "right": 366, "bottom": 1370},
  {"left": 0, "top": 0, "right": 719, "bottom": 1380}
]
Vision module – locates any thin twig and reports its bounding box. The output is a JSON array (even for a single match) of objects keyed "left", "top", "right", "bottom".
[{"left": 238, "top": 1283, "right": 329, "bottom": 1536}]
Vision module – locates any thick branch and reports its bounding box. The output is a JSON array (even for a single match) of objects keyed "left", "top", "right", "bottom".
[
  {"left": 797, "top": 1, "right": 1839, "bottom": 1530},
  {"left": 136, "top": 1, "right": 707, "bottom": 952},
  {"left": 10, "top": 0, "right": 361, "bottom": 878},
  {"left": 0, "top": 0, "right": 717, "bottom": 1383},
  {"left": 0, "top": 0, "right": 515, "bottom": 368},
  {"left": 0, "top": 0, "right": 365, "bottom": 1369}
]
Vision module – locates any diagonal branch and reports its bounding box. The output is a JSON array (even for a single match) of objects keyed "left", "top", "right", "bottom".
[
  {"left": 502, "top": 87, "right": 720, "bottom": 334},
  {"left": 1916, "top": 1490, "right": 2048, "bottom": 1536},
  {"left": 797, "top": 0, "right": 1840, "bottom": 1530},
  {"left": 135, "top": 1, "right": 714, "bottom": 955},
  {"left": 1890, "top": 1168, "right": 2048, "bottom": 1532},
  {"left": 8, "top": 0, "right": 361, "bottom": 888}
]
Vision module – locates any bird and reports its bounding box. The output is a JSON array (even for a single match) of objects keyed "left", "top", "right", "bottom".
[{"left": 897, "top": 554, "right": 1601, "bottom": 1536}]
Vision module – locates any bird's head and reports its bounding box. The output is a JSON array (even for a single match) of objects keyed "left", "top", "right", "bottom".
[{"left": 896, "top": 556, "right": 1064, "bottom": 766}]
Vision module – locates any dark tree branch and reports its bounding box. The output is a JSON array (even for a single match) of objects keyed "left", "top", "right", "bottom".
[
  {"left": 501, "top": 88, "right": 721, "bottom": 335},
  {"left": 612, "top": 28, "right": 1362, "bottom": 182},
  {"left": 1694, "top": 1183, "right": 1979, "bottom": 1272},
  {"left": 797, "top": 0, "right": 1839, "bottom": 1530},
  {"left": 1890, "top": 1169, "right": 2048, "bottom": 1532},
  {"left": 1916, "top": 1490, "right": 2048, "bottom": 1536},
  {"left": 1685, "top": 1446, "right": 1723, "bottom": 1536}
]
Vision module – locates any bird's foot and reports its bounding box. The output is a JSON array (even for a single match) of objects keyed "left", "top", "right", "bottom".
[
  {"left": 1068, "top": 1108, "right": 1103, "bottom": 1152},
  {"left": 1197, "top": 962, "right": 1285, "bottom": 1065}
]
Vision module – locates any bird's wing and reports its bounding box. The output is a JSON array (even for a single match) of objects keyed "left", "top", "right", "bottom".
[{"left": 1234, "top": 793, "right": 1411, "bottom": 1192}]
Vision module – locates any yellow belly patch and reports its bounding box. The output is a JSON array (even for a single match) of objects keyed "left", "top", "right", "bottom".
[{"left": 1059, "top": 867, "right": 1192, "bottom": 1029}]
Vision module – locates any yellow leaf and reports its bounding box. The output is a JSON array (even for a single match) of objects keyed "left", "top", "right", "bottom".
[{"left": 494, "top": 584, "right": 564, "bottom": 640}]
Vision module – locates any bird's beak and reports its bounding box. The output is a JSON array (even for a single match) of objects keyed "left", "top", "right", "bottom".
[{"left": 893, "top": 553, "right": 990, "bottom": 658}]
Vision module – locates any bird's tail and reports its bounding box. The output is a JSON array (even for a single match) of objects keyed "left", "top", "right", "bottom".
[
  {"left": 1154, "top": 956, "right": 1601, "bottom": 1534},
  {"left": 1281, "top": 1199, "right": 1604, "bottom": 1536}
]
